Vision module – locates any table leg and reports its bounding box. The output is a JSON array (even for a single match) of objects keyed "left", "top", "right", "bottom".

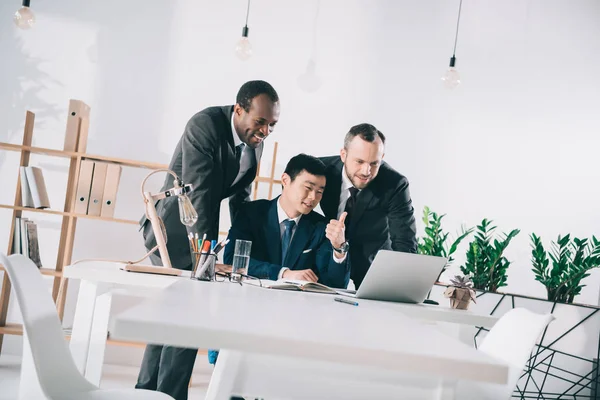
[
  {"left": 69, "top": 280, "right": 100, "bottom": 375},
  {"left": 84, "top": 291, "right": 113, "bottom": 385},
  {"left": 205, "top": 350, "right": 243, "bottom": 400}
]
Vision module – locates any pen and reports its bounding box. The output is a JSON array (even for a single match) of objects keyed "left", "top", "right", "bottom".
[{"left": 334, "top": 297, "right": 359, "bottom": 306}]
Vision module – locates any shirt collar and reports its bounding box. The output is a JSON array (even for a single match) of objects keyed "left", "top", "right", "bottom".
[
  {"left": 231, "top": 113, "right": 243, "bottom": 148},
  {"left": 277, "top": 197, "right": 302, "bottom": 226},
  {"left": 340, "top": 166, "right": 359, "bottom": 193}
]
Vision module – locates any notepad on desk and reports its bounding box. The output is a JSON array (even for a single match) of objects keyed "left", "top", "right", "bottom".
[{"left": 254, "top": 279, "right": 341, "bottom": 295}]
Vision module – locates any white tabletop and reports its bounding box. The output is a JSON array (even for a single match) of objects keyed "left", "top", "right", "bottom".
[
  {"left": 112, "top": 279, "right": 509, "bottom": 384},
  {"left": 63, "top": 261, "right": 187, "bottom": 288}
]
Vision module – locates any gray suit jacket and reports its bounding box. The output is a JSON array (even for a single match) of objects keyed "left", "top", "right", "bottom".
[
  {"left": 319, "top": 156, "right": 417, "bottom": 288},
  {"left": 141, "top": 105, "right": 263, "bottom": 270}
]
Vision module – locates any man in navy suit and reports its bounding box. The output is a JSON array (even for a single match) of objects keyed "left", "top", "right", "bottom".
[
  {"left": 209, "top": 155, "right": 350, "bottom": 372},
  {"left": 223, "top": 153, "right": 350, "bottom": 287}
]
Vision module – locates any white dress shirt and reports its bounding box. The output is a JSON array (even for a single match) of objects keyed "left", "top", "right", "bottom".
[
  {"left": 337, "top": 168, "right": 361, "bottom": 218},
  {"left": 230, "top": 114, "right": 254, "bottom": 186},
  {"left": 277, "top": 198, "right": 345, "bottom": 280}
]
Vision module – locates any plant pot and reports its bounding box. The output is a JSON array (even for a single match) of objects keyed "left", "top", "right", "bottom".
[{"left": 444, "top": 287, "right": 473, "bottom": 310}]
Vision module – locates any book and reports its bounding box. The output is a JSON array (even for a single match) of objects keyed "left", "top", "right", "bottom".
[
  {"left": 19, "top": 167, "right": 34, "bottom": 208},
  {"left": 20, "top": 217, "right": 29, "bottom": 257},
  {"left": 12, "top": 217, "right": 21, "bottom": 254},
  {"left": 25, "top": 220, "right": 42, "bottom": 268},
  {"left": 257, "top": 279, "right": 340, "bottom": 295},
  {"left": 20, "top": 166, "right": 50, "bottom": 209}
]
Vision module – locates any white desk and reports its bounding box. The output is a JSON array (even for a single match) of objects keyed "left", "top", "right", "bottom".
[
  {"left": 112, "top": 279, "right": 508, "bottom": 400},
  {"left": 63, "top": 262, "right": 185, "bottom": 385},
  {"left": 61, "top": 262, "right": 497, "bottom": 385}
]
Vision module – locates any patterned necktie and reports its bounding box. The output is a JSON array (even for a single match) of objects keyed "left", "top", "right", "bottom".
[
  {"left": 344, "top": 187, "right": 359, "bottom": 231},
  {"left": 281, "top": 219, "right": 296, "bottom": 265}
]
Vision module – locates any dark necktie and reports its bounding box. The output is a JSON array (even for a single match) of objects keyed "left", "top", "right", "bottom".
[
  {"left": 281, "top": 219, "right": 296, "bottom": 265},
  {"left": 344, "top": 187, "right": 359, "bottom": 231},
  {"left": 235, "top": 143, "right": 244, "bottom": 164}
]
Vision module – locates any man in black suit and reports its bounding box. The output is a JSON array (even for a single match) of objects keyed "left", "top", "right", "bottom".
[
  {"left": 136, "top": 80, "right": 280, "bottom": 400},
  {"left": 319, "top": 123, "right": 417, "bottom": 289}
]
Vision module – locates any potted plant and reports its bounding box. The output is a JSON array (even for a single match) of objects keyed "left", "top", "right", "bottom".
[
  {"left": 444, "top": 275, "right": 477, "bottom": 310},
  {"left": 418, "top": 206, "right": 473, "bottom": 281},
  {"left": 460, "top": 219, "right": 520, "bottom": 292},
  {"left": 531, "top": 233, "right": 600, "bottom": 304}
]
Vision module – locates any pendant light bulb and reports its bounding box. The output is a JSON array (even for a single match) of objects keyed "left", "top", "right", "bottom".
[
  {"left": 14, "top": 0, "right": 35, "bottom": 30},
  {"left": 442, "top": 0, "right": 463, "bottom": 89},
  {"left": 235, "top": 26, "right": 252, "bottom": 61},
  {"left": 297, "top": 59, "right": 322, "bottom": 93},
  {"left": 441, "top": 56, "right": 461, "bottom": 89}
]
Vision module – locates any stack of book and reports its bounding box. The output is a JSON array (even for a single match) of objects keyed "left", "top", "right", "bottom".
[{"left": 12, "top": 217, "right": 42, "bottom": 268}]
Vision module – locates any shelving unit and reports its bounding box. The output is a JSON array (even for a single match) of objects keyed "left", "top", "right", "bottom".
[
  {"left": 0, "top": 100, "right": 283, "bottom": 353},
  {"left": 0, "top": 100, "right": 169, "bottom": 351}
]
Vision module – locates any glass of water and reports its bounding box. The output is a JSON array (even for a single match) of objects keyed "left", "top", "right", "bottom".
[{"left": 231, "top": 239, "right": 252, "bottom": 283}]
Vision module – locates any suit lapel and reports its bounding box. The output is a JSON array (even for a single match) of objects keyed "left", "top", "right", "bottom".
[
  {"left": 284, "top": 216, "right": 314, "bottom": 268},
  {"left": 348, "top": 188, "right": 375, "bottom": 233},
  {"left": 263, "top": 199, "right": 282, "bottom": 264},
  {"left": 322, "top": 161, "right": 343, "bottom": 219}
]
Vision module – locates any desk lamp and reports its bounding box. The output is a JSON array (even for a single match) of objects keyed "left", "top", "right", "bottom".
[{"left": 120, "top": 168, "right": 198, "bottom": 276}]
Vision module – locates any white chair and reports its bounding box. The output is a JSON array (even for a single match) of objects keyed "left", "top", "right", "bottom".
[
  {"left": 456, "top": 307, "right": 555, "bottom": 400},
  {"left": 1, "top": 253, "right": 174, "bottom": 400}
]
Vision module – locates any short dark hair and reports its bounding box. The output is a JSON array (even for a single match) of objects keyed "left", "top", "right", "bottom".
[
  {"left": 284, "top": 154, "right": 326, "bottom": 182},
  {"left": 343, "top": 123, "right": 386, "bottom": 149},
  {"left": 236, "top": 80, "right": 279, "bottom": 112}
]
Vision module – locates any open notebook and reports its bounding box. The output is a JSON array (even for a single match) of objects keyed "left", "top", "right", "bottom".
[{"left": 249, "top": 279, "right": 341, "bottom": 295}]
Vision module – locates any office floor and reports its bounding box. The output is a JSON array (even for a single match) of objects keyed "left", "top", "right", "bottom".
[{"left": 0, "top": 354, "right": 214, "bottom": 399}]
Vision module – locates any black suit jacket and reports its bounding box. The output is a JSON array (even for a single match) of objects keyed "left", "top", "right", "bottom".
[
  {"left": 319, "top": 156, "right": 417, "bottom": 288},
  {"left": 142, "top": 105, "right": 263, "bottom": 270},
  {"left": 223, "top": 198, "right": 350, "bottom": 289}
]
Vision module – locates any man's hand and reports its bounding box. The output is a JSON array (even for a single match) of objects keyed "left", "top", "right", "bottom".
[
  {"left": 282, "top": 268, "right": 318, "bottom": 282},
  {"left": 215, "top": 264, "right": 232, "bottom": 274},
  {"left": 326, "top": 211, "right": 347, "bottom": 251}
]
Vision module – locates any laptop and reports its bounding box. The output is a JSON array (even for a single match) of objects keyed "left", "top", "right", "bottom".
[{"left": 347, "top": 250, "right": 447, "bottom": 304}]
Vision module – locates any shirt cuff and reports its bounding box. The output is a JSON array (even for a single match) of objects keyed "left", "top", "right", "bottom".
[
  {"left": 278, "top": 267, "right": 289, "bottom": 280},
  {"left": 332, "top": 252, "right": 347, "bottom": 263}
]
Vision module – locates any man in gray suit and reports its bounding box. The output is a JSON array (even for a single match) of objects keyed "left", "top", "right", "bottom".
[{"left": 136, "top": 80, "right": 280, "bottom": 400}]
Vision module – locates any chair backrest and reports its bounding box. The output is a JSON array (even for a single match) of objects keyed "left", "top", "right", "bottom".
[
  {"left": 479, "top": 307, "right": 554, "bottom": 398},
  {"left": 1, "top": 253, "right": 95, "bottom": 396}
]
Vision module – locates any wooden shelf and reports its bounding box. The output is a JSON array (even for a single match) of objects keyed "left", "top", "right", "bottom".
[
  {"left": 0, "top": 143, "right": 78, "bottom": 159},
  {"left": 82, "top": 153, "right": 167, "bottom": 170},
  {"left": 0, "top": 204, "right": 68, "bottom": 217},
  {"left": 0, "top": 204, "right": 139, "bottom": 225},
  {"left": 0, "top": 142, "right": 167, "bottom": 170},
  {"left": 0, "top": 323, "right": 23, "bottom": 336},
  {"left": 72, "top": 213, "right": 139, "bottom": 225}
]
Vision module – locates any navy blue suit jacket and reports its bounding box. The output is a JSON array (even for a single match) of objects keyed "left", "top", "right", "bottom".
[{"left": 223, "top": 198, "right": 350, "bottom": 289}]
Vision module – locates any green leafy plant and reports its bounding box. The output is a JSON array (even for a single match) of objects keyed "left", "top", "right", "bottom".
[
  {"left": 460, "top": 219, "right": 520, "bottom": 292},
  {"left": 417, "top": 206, "right": 473, "bottom": 279},
  {"left": 531, "top": 234, "right": 600, "bottom": 303}
]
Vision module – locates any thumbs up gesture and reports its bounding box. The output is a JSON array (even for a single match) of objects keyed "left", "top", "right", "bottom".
[{"left": 326, "top": 211, "right": 347, "bottom": 252}]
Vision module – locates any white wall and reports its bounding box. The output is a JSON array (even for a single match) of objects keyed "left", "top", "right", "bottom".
[{"left": 1, "top": 0, "right": 599, "bottom": 359}]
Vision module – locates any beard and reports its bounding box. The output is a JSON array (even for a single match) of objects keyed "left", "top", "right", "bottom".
[{"left": 345, "top": 166, "right": 372, "bottom": 189}]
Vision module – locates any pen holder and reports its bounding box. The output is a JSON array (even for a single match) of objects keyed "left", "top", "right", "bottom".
[{"left": 191, "top": 252, "right": 216, "bottom": 281}]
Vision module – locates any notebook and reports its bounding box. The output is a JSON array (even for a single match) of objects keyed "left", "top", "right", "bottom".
[{"left": 254, "top": 279, "right": 339, "bottom": 295}]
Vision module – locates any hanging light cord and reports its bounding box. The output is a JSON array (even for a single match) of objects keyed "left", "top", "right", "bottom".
[
  {"left": 245, "top": 0, "right": 251, "bottom": 26},
  {"left": 452, "top": 0, "right": 463, "bottom": 57}
]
